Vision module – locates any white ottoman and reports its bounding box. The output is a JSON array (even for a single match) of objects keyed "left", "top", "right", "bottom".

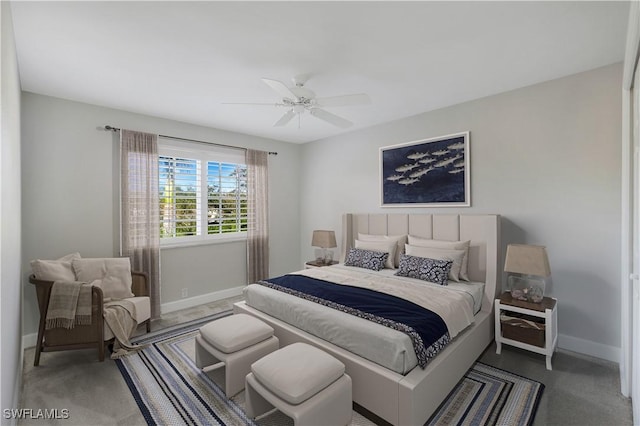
[
  {"left": 245, "top": 342, "right": 352, "bottom": 426},
  {"left": 195, "top": 313, "right": 279, "bottom": 397}
]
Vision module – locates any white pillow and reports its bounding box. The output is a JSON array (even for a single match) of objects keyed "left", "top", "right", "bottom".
[
  {"left": 72, "top": 258, "right": 134, "bottom": 300},
  {"left": 357, "top": 233, "right": 408, "bottom": 267},
  {"left": 405, "top": 245, "right": 466, "bottom": 282},
  {"left": 30, "top": 252, "right": 81, "bottom": 281},
  {"left": 407, "top": 236, "right": 471, "bottom": 281},
  {"left": 354, "top": 239, "right": 397, "bottom": 269}
]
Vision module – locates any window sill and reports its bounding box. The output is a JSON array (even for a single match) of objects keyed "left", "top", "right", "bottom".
[{"left": 160, "top": 236, "right": 247, "bottom": 250}]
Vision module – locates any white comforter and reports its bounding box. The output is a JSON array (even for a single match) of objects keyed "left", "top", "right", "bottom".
[
  {"left": 293, "top": 266, "right": 476, "bottom": 338},
  {"left": 244, "top": 265, "right": 478, "bottom": 374}
]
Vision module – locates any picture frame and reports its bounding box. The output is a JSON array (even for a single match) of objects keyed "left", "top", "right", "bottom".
[{"left": 380, "top": 131, "right": 470, "bottom": 207}]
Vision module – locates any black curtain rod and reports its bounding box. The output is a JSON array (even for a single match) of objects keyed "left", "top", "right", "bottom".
[{"left": 103, "top": 125, "right": 278, "bottom": 155}]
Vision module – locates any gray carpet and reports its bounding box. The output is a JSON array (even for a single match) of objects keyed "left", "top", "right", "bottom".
[{"left": 18, "top": 296, "right": 632, "bottom": 426}]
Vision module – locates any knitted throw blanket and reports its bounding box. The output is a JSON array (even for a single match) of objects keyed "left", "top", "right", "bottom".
[
  {"left": 104, "top": 300, "right": 146, "bottom": 359},
  {"left": 45, "top": 281, "right": 92, "bottom": 330}
]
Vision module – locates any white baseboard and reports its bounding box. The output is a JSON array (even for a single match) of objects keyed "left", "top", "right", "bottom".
[
  {"left": 160, "top": 285, "right": 245, "bottom": 315},
  {"left": 21, "top": 286, "right": 246, "bottom": 349},
  {"left": 558, "top": 333, "right": 620, "bottom": 363},
  {"left": 23, "top": 332, "right": 37, "bottom": 349}
]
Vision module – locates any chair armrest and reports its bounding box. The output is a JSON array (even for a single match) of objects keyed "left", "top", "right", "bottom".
[
  {"left": 28, "top": 275, "right": 105, "bottom": 316},
  {"left": 131, "top": 271, "right": 149, "bottom": 297}
]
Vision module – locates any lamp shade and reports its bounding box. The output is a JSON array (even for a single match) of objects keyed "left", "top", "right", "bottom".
[
  {"left": 311, "top": 230, "right": 337, "bottom": 248},
  {"left": 504, "top": 244, "right": 551, "bottom": 277}
]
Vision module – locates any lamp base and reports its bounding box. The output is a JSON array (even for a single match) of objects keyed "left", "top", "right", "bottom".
[
  {"left": 314, "top": 248, "right": 335, "bottom": 265},
  {"left": 508, "top": 275, "right": 545, "bottom": 303},
  {"left": 324, "top": 250, "right": 334, "bottom": 264}
]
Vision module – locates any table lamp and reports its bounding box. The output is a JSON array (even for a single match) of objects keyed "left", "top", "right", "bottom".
[
  {"left": 311, "top": 230, "right": 337, "bottom": 264},
  {"left": 504, "top": 244, "right": 551, "bottom": 303}
]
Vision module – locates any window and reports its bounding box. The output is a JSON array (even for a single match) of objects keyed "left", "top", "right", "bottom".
[{"left": 158, "top": 139, "right": 247, "bottom": 245}]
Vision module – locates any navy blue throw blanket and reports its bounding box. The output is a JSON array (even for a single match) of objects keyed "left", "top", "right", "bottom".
[{"left": 258, "top": 274, "right": 451, "bottom": 368}]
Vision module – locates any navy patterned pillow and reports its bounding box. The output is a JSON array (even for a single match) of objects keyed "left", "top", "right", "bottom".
[
  {"left": 344, "top": 248, "right": 389, "bottom": 271},
  {"left": 394, "top": 254, "right": 453, "bottom": 286}
]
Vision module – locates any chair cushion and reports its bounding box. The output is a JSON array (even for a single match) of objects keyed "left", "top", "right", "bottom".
[
  {"left": 30, "top": 252, "right": 81, "bottom": 281},
  {"left": 251, "top": 342, "right": 345, "bottom": 405},
  {"left": 72, "top": 258, "right": 134, "bottom": 299},
  {"left": 199, "top": 314, "right": 273, "bottom": 354},
  {"left": 124, "top": 296, "right": 151, "bottom": 323}
]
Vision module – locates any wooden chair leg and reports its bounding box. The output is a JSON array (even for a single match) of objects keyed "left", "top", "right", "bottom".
[
  {"left": 34, "top": 316, "right": 47, "bottom": 366},
  {"left": 146, "top": 319, "right": 151, "bottom": 333},
  {"left": 34, "top": 343, "right": 42, "bottom": 367}
]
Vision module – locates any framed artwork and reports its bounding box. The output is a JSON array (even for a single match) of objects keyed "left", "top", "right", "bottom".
[{"left": 380, "top": 131, "right": 470, "bottom": 207}]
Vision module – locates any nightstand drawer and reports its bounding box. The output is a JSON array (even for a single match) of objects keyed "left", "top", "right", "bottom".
[{"left": 500, "top": 313, "right": 545, "bottom": 348}]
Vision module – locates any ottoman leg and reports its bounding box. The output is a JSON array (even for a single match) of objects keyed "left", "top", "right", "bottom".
[
  {"left": 195, "top": 335, "right": 220, "bottom": 369},
  {"left": 225, "top": 336, "right": 279, "bottom": 398},
  {"left": 195, "top": 336, "right": 227, "bottom": 394},
  {"left": 245, "top": 373, "right": 275, "bottom": 418},
  {"left": 196, "top": 335, "right": 279, "bottom": 398}
]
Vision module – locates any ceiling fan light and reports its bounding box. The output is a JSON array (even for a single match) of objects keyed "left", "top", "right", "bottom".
[
  {"left": 291, "top": 86, "right": 315, "bottom": 100},
  {"left": 293, "top": 105, "right": 305, "bottom": 114}
]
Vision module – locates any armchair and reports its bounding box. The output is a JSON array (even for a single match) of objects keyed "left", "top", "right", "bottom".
[{"left": 29, "top": 271, "right": 151, "bottom": 366}]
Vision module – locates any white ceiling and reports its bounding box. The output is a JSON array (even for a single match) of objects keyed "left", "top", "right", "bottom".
[{"left": 10, "top": 1, "right": 629, "bottom": 144}]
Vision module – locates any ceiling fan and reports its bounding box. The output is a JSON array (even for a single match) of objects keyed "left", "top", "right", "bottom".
[{"left": 224, "top": 75, "right": 371, "bottom": 129}]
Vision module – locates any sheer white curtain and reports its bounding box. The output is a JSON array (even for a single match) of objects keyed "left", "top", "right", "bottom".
[
  {"left": 246, "top": 149, "right": 269, "bottom": 283},
  {"left": 120, "top": 130, "right": 161, "bottom": 319}
]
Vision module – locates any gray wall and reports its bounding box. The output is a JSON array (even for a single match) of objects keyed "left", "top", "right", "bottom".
[
  {"left": 300, "top": 63, "right": 623, "bottom": 361},
  {"left": 18, "top": 63, "right": 623, "bottom": 362},
  {"left": 21, "top": 93, "right": 301, "bottom": 337},
  {"left": 1, "top": 1, "right": 23, "bottom": 418}
]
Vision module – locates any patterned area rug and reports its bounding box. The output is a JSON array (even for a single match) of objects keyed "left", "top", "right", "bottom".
[
  {"left": 116, "top": 310, "right": 544, "bottom": 426},
  {"left": 428, "top": 363, "right": 544, "bottom": 426}
]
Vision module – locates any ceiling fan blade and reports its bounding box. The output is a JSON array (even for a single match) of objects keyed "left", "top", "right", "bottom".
[
  {"left": 262, "top": 78, "right": 298, "bottom": 101},
  {"left": 221, "top": 102, "right": 285, "bottom": 106},
  {"left": 274, "top": 109, "right": 296, "bottom": 127},
  {"left": 310, "top": 108, "right": 353, "bottom": 128},
  {"left": 315, "top": 94, "right": 371, "bottom": 107}
]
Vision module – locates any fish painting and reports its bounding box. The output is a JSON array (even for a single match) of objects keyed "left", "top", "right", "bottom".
[{"left": 380, "top": 132, "right": 469, "bottom": 206}]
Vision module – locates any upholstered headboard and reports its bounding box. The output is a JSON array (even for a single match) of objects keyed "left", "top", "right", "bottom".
[{"left": 342, "top": 213, "right": 501, "bottom": 312}]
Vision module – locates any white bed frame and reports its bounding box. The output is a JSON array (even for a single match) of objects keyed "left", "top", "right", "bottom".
[{"left": 234, "top": 213, "right": 500, "bottom": 425}]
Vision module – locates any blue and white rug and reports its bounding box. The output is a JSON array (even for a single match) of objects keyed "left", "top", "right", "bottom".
[
  {"left": 116, "top": 310, "right": 543, "bottom": 426},
  {"left": 429, "top": 362, "right": 544, "bottom": 426}
]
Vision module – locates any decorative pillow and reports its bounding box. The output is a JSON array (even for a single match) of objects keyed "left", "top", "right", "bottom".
[
  {"left": 72, "top": 258, "right": 134, "bottom": 300},
  {"left": 405, "top": 245, "right": 465, "bottom": 282},
  {"left": 354, "top": 239, "right": 397, "bottom": 269},
  {"left": 30, "top": 252, "right": 81, "bottom": 281},
  {"left": 357, "top": 233, "right": 408, "bottom": 268},
  {"left": 407, "top": 236, "right": 471, "bottom": 281},
  {"left": 395, "top": 254, "right": 452, "bottom": 286},
  {"left": 344, "top": 248, "right": 389, "bottom": 271}
]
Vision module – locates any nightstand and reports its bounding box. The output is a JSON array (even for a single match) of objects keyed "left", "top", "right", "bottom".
[
  {"left": 494, "top": 292, "right": 558, "bottom": 370},
  {"left": 304, "top": 260, "right": 338, "bottom": 269}
]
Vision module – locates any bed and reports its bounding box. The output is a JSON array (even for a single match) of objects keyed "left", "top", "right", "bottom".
[{"left": 234, "top": 213, "right": 500, "bottom": 425}]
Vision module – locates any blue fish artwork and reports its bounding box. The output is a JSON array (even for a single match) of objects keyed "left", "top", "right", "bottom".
[{"left": 381, "top": 133, "right": 468, "bottom": 206}]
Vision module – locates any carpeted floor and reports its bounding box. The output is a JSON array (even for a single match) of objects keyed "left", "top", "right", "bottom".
[
  {"left": 116, "top": 310, "right": 543, "bottom": 426},
  {"left": 18, "top": 296, "right": 633, "bottom": 426}
]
